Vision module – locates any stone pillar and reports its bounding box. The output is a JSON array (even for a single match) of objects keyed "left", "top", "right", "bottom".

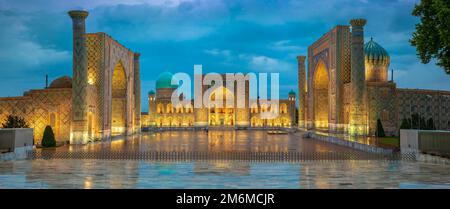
[
  {"left": 148, "top": 91, "right": 156, "bottom": 126},
  {"left": 349, "top": 19, "right": 368, "bottom": 136},
  {"left": 297, "top": 55, "right": 307, "bottom": 129},
  {"left": 235, "top": 80, "right": 250, "bottom": 128},
  {"left": 133, "top": 53, "right": 141, "bottom": 133},
  {"left": 68, "top": 10, "right": 89, "bottom": 144},
  {"left": 194, "top": 74, "right": 208, "bottom": 128}
]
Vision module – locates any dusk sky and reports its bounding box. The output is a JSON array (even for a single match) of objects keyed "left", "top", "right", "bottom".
[{"left": 0, "top": 0, "right": 449, "bottom": 112}]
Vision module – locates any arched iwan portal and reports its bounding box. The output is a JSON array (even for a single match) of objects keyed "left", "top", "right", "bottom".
[
  {"left": 111, "top": 62, "right": 127, "bottom": 136},
  {"left": 208, "top": 86, "right": 235, "bottom": 126},
  {"left": 314, "top": 61, "right": 329, "bottom": 129}
]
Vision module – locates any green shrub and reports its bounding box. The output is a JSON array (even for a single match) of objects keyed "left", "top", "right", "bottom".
[
  {"left": 400, "top": 118, "right": 411, "bottom": 129},
  {"left": 376, "top": 119, "right": 386, "bottom": 137},
  {"left": 426, "top": 118, "right": 436, "bottom": 130},
  {"left": 41, "top": 125, "right": 56, "bottom": 147}
]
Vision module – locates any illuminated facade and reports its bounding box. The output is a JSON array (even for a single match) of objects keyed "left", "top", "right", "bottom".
[
  {"left": 298, "top": 19, "right": 450, "bottom": 136},
  {"left": 143, "top": 73, "right": 296, "bottom": 128},
  {"left": 0, "top": 10, "right": 141, "bottom": 144}
]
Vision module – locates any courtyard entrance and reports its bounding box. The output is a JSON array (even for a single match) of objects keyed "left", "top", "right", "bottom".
[{"left": 314, "top": 60, "right": 329, "bottom": 130}]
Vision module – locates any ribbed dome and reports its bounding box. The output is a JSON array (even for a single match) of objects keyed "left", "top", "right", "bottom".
[
  {"left": 156, "top": 72, "right": 178, "bottom": 89},
  {"left": 364, "top": 38, "right": 390, "bottom": 65},
  {"left": 49, "top": 76, "right": 72, "bottom": 88}
]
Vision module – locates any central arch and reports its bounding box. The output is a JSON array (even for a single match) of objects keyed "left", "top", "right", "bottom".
[
  {"left": 208, "top": 86, "right": 235, "bottom": 126},
  {"left": 111, "top": 62, "right": 127, "bottom": 136},
  {"left": 313, "top": 60, "right": 329, "bottom": 129}
]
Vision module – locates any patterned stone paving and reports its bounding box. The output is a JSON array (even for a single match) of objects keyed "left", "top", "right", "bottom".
[
  {"left": 0, "top": 130, "right": 448, "bottom": 188},
  {"left": 0, "top": 160, "right": 449, "bottom": 189}
]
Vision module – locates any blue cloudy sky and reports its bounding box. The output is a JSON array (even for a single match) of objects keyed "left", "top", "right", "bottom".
[{"left": 0, "top": 0, "right": 449, "bottom": 111}]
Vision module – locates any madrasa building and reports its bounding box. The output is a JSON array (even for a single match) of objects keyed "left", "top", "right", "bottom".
[
  {"left": 1, "top": 13, "right": 450, "bottom": 145},
  {"left": 0, "top": 10, "right": 141, "bottom": 144},
  {"left": 141, "top": 73, "right": 297, "bottom": 129},
  {"left": 143, "top": 19, "right": 450, "bottom": 136},
  {"left": 296, "top": 19, "right": 450, "bottom": 136}
]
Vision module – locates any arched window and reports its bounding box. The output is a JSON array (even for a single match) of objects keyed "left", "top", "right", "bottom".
[
  {"left": 381, "top": 109, "right": 389, "bottom": 121},
  {"left": 157, "top": 103, "right": 164, "bottom": 114},
  {"left": 261, "top": 104, "right": 268, "bottom": 113},
  {"left": 251, "top": 104, "right": 258, "bottom": 113},
  {"left": 280, "top": 103, "right": 288, "bottom": 114},
  {"left": 167, "top": 103, "right": 173, "bottom": 114},
  {"left": 176, "top": 104, "right": 183, "bottom": 113}
]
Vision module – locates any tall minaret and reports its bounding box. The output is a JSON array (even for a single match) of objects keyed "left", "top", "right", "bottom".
[
  {"left": 349, "top": 18, "right": 368, "bottom": 136},
  {"left": 133, "top": 53, "right": 141, "bottom": 133},
  {"left": 68, "top": 10, "right": 89, "bottom": 144},
  {"left": 297, "top": 55, "right": 306, "bottom": 129}
]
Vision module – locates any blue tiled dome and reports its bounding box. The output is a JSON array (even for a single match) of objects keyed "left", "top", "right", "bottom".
[
  {"left": 156, "top": 72, "right": 178, "bottom": 89},
  {"left": 364, "top": 38, "right": 390, "bottom": 65}
]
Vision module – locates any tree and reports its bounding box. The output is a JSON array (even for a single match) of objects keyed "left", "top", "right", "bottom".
[
  {"left": 410, "top": 0, "right": 450, "bottom": 74},
  {"left": 400, "top": 118, "right": 411, "bottom": 129},
  {"left": 376, "top": 119, "right": 386, "bottom": 137},
  {"left": 41, "top": 125, "right": 56, "bottom": 147},
  {"left": 426, "top": 117, "right": 436, "bottom": 130},
  {"left": 1, "top": 115, "right": 29, "bottom": 128}
]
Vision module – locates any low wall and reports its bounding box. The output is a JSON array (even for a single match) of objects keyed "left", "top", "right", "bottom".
[
  {"left": 306, "top": 132, "right": 394, "bottom": 155},
  {"left": 400, "top": 129, "right": 450, "bottom": 157},
  {"left": 0, "top": 128, "right": 34, "bottom": 152},
  {"left": 0, "top": 128, "right": 34, "bottom": 161}
]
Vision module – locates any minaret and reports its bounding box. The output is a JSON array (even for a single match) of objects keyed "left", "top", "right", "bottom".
[
  {"left": 297, "top": 55, "right": 306, "bottom": 129},
  {"left": 349, "top": 18, "right": 368, "bottom": 136},
  {"left": 68, "top": 10, "right": 89, "bottom": 144},
  {"left": 133, "top": 53, "right": 141, "bottom": 133},
  {"left": 288, "top": 90, "right": 296, "bottom": 127}
]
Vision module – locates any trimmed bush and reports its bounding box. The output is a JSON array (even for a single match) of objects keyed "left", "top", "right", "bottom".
[
  {"left": 41, "top": 125, "right": 56, "bottom": 147},
  {"left": 376, "top": 119, "right": 386, "bottom": 137}
]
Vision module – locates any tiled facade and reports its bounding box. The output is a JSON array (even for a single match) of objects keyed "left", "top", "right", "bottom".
[
  {"left": 0, "top": 10, "right": 140, "bottom": 144},
  {"left": 299, "top": 19, "right": 450, "bottom": 136},
  {"left": 144, "top": 74, "right": 296, "bottom": 128}
]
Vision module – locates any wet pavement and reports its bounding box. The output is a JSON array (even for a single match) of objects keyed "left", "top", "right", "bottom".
[{"left": 0, "top": 130, "right": 449, "bottom": 188}]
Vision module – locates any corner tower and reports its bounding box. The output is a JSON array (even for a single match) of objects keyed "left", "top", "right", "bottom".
[
  {"left": 297, "top": 55, "right": 307, "bottom": 129},
  {"left": 349, "top": 18, "right": 368, "bottom": 136}
]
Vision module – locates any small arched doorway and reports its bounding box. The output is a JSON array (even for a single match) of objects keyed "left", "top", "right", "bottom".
[
  {"left": 313, "top": 61, "right": 329, "bottom": 130},
  {"left": 111, "top": 62, "right": 127, "bottom": 136}
]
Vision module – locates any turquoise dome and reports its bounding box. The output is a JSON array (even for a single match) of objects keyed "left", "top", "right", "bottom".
[
  {"left": 289, "top": 90, "right": 296, "bottom": 95},
  {"left": 148, "top": 90, "right": 155, "bottom": 95},
  {"left": 364, "top": 38, "right": 390, "bottom": 65},
  {"left": 156, "top": 72, "right": 178, "bottom": 89}
]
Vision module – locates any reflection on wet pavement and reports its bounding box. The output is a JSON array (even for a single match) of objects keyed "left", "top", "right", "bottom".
[
  {"left": 1, "top": 159, "right": 449, "bottom": 189},
  {"left": 0, "top": 130, "right": 449, "bottom": 188},
  {"left": 62, "top": 130, "right": 368, "bottom": 154}
]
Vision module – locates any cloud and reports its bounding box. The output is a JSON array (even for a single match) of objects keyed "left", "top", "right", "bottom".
[
  {"left": 203, "top": 49, "right": 231, "bottom": 57},
  {"left": 0, "top": 10, "right": 70, "bottom": 76},
  {"left": 0, "top": 0, "right": 448, "bottom": 110},
  {"left": 269, "top": 40, "right": 303, "bottom": 52},
  {"left": 240, "top": 54, "right": 293, "bottom": 72}
]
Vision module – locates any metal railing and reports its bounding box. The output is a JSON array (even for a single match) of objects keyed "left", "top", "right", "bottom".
[{"left": 26, "top": 150, "right": 416, "bottom": 162}]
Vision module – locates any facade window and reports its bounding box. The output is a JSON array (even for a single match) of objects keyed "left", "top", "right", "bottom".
[
  {"left": 381, "top": 109, "right": 389, "bottom": 121},
  {"left": 166, "top": 103, "right": 174, "bottom": 113},
  {"left": 157, "top": 103, "right": 163, "bottom": 114},
  {"left": 280, "top": 103, "right": 288, "bottom": 114}
]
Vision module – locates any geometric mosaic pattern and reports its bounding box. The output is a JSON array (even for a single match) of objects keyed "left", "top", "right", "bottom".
[{"left": 0, "top": 89, "right": 71, "bottom": 143}]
